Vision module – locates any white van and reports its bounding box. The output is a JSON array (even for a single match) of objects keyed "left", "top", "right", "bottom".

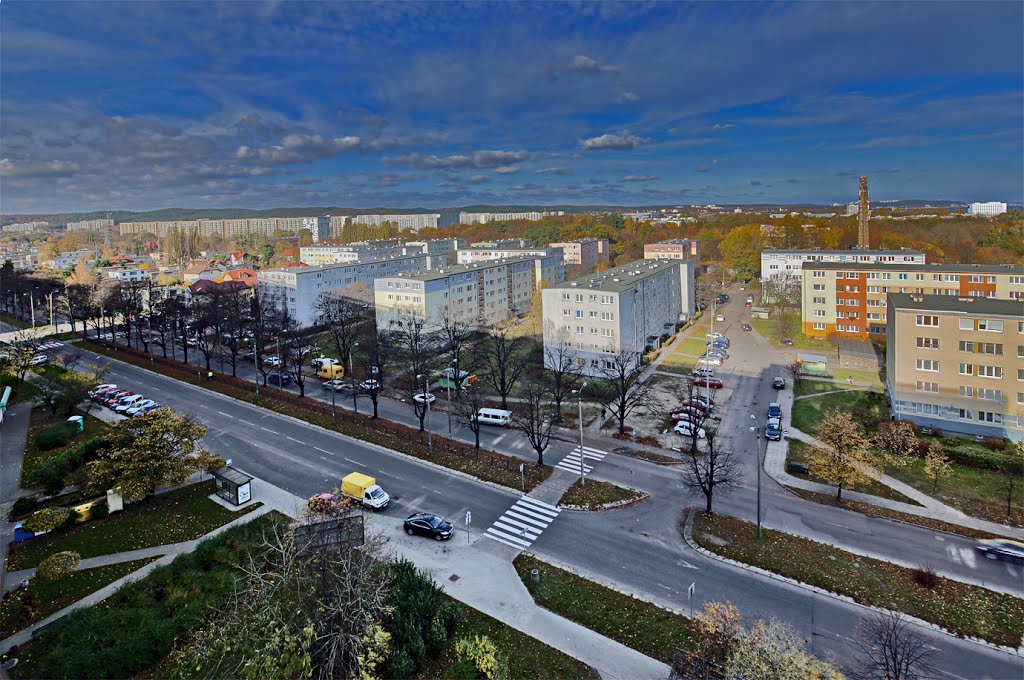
[{"left": 476, "top": 408, "right": 513, "bottom": 427}]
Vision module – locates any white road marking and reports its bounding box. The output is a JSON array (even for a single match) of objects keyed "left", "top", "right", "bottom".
[
  {"left": 343, "top": 457, "right": 367, "bottom": 467},
  {"left": 313, "top": 446, "right": 334, "bottom": 455},
  {"left": 260, "top": 426, "right": 278, "bottom": 434},
  {"left": 286, "top": 436, "right": 302, "bottom": 443},
  {"left": 485, "top": 496, "right": 562, "bottom": 549}
]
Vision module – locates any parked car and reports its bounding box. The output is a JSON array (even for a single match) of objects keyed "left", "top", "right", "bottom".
[
  {"left": 772, "top": 377, "right": 786, "bottom": 389},
  {"left": 89, "top": 383, "right": 117, "bottom": 398},
  {"left": 706, "top": 332, "right": 725, "bottom": 340},
  {"left": 694, "top": 377, "right": 723, "bottom": 389},
  {"left": 975, "top": 539, "right": 1024, "bottom": 563},
  {"left": 132, "top": 402, "right": 162, "bottom": 417},
  {"left": 263, "top": 355, "right": 282, "bottom": 367},
  {"left": 702, "top": 349, "right": 728, "bottom": 359},
  {"left": 91, "top": 386, "right": 120, "bottom": 402},
  {"left": 707, "top": 339, "right": 730, "bottom": 349},
  {"left": 692, "top": 367, "right": 715, "bottom": 378},
  {"left": 29, "top": 354, "right": 49, "bottom": 366},
  {"left": 267, "top": 372, "right": 292, "bottom": 387},
  {"left": 671, "top": 409, "right": 702, "bottom": 423},
  {"left": 696, "top": 356, "right": 722, "bottom": 367},
  {"left": 103, "top": 390, "right": 133, "bottom": 407},
  {"left": 674, "top": 422, "right": 707, "bottom": 439},
  {"left": 125, "top": 399, "right": 157, "bottom": 416},
  {"left": 403, "top": 513, "right": 454, "bottom": 541},
  {"left": 114, "top": 394, "right": 146, "bottom": 413},
  {"left": 681, "top": 399, "right": 710, "bottom": 413},
  {"left": 413, "top": 392, "right": 436, "bottom": 404},
  {"left": 690, "top": 395, "right": 715, "bottom": 407},
  {"left": 744, "top": 301, "right": 752, "bottom": 307},
  {"left": 739, "top": 285, "right": 746, "bottom": 291},
  {"left": 741, "top": 323, "right": 753, "bottom": 331},
  {"left": 781, "top": 337, "right": 795, "bottom": 346},
  {"left": 765, "top": 418, "right": 782, "bottom": 441},
  {"left": 243, "top": 350, "right": 257, "bottom": 361},
  {"left": 322, "top": 379, "right": 347, "bottom": 391}
]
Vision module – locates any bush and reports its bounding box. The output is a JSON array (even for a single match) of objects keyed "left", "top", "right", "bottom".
[
  {"left": 912, "top": 565, "right": 939, "bottom": 589},
  {"left": 89, "top": 501, "right": 109, "bottom": 520},
  {"left": 37, "top": 551, "right": 81, "bottom": 583},
  {"left": 34, "top": 421, "right": 79, "bottom": 451},
  {"left": 437, "top": 600, "right": 462, "bottom": 638},
  {"left": 23, "top": 507, "right": 72, "bottom": 533},
  {"left": 941, "top": 442, "right": 1021, "bottom": 472},
  {"left": 10, "top": 496, "right": 39, "bottom": 519},
  {"left": 385, "top": 559, "right": 446, "bottom": 678},
  {"left": 24, "top": 436, "right": 109, "bottom": 492}
]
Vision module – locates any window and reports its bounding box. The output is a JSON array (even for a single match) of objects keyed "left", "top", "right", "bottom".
[
  {"left": 898, "top": 273, "right": 908, "bottom": 280},
  {"left": 977, "top": 388, "right": 1002, "bottom": 401},
  {"left": 1019, "top": 345, "right": 1024, "bottom": 358},
  {"left": 978, "top": 411, "right": 1002, "bottom": 424},
  {"left": 978, "top": 343, "right": 1002, "bottom": 355},
  {"left": 959, "top": 386, "right": 974, "bottom": 397},
  {"left": 812, "top": 271, "right": 825, "bottom": 278},
  {"left": 813, "top": 310, "right": 825, "bottom": 317},
  {"left": 575, "top": 326, "right": 584, "bottom": 335},
  {"left": 959, "top": 318, "right": 973, "bottom": 330},
  {"left": 916, "top": 337, "right": 939, "bottom": 349},
  {"left": 916, "top": 315, "right": 938, "bottom": 327},
  {"left": 916, "top": 359, "right": 939, "bottom": 372},
  {"left": 561, "top": 293, "right": 570, "bottom": 301},
  {"left": 977, "top": 365, "right": 1002, "bottom": 379},
  {"left": 813, "top": 297, "right": 825, "bottom": 304},
  {"left": 919, "top": 403, "right": 940, "bottom": 416},
  {"left": 916, "top": 381, "right": 939, "bottom": 393},
  {"left": 868, "top": 286, "right": 880, "bottom": 293},
  {"left": 958, "top": 408, "right": 974, "bottom": 420},
  {"left": 836, "top": 272, "right": 845, "bottom": 279},
  {"left": 959, "top": 363, "right": 974, "bottom": 376},
  {"left": 1018, "top": 368, "right": 1024, "bottom": 381},
  {"left": 1018, "top": 393, "right": 1024, "bottom": 405},
  {"left": 1020, "top": 321, "right": 1024, "bottom": 334},
  {"left": 600, "top": 295, "right": 613, "bottom": 304},
  {"left": 575, "top": 310, "right": 583, "bottom": 318},
  {"left": 867, "top": 313, "right": 880, "bottom": 320},
  {"left": 959, "top": 340, "right": 974, "bottom": 352},
  {"left": 915, "top": 274, "right": 924, "bottom": 281},
  {"left": 978, "top": 319, "right": 1003, "bottom": 332},
  {"left": 813, "top": 284, "right": 825, "bottom": 291},
  {"left": 813, "top": 322, "right": 826, "bottom": 330}
]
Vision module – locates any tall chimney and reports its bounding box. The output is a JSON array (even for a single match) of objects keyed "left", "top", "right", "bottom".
[{"left": 858, "top": 176, "right": 870, "bottom": 248}]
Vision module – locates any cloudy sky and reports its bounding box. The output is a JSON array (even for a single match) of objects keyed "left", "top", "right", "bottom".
[{"left": 1, "top": 1, "right": 1021, "bottom": 213}]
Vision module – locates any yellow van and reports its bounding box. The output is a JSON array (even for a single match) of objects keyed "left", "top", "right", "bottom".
[{"left": 317, "top": 364, "right": 345, "bottom": 380}]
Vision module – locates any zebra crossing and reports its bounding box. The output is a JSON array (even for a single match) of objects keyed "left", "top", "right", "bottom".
[
  {"left": 555, "top": 445, "right": 608, "bottom": 474},
  {"left": 484, "top": 496, "right": 561, "bottom": 549}
]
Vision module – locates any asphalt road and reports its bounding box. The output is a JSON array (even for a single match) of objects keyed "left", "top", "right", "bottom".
[{"left": 68, "top": 342, "right": 1023, "bottom": 677}]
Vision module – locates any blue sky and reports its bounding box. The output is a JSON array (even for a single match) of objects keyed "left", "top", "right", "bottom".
[{"left": 1, "top": 1, "right": 1021, "bottom": 213}]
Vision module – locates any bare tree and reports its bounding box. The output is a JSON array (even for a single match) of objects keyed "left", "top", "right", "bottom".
[
  {"left": 250, "top": 288, "right": 285, "bottom": 386},
  {"left": 455, "top": 383, "right": 491, "bottom": 451},
  {"left": 394, "top": 312, "right": 436, "bottom": 431},
  {"left": 218, "top": 288, "right": 250, "bottom": 377},
  {"left": 317, "top": 290, "right": 367, "bottom": 368},
  {"left": 762, "top": 272, "right": 800, "bottom": 341},
  {"left": 594, "top": 349, "right": 654, "bottom": 435},
  {"left": 479, "top": 325, "right": 531, "bottom": 409},
  {"left": 512, "top": 382, "right": 555, "bottom": 467},
  {"left": 3, "top": 329, "right": 39, "bottom": 384},
  {"left": 681, "top": 429, "right": 742, "bottom": 515},
  {"left": 542, "top": 324, "right": 582, "bottom": 421},
  {"left": 357, "top": 324, "right": 395, "bottom": 419},
  {"left": 437, "top": 311, "right": 477, "bottom": 401},
  {"left": 850, "top": 609, "right": 940, "bottom": 680},
  {"left": 61, "top": 281, "right": 97, "bottom": 340},
  {"left": 281, "top": 315, "right": 316, "bottom": 397}
]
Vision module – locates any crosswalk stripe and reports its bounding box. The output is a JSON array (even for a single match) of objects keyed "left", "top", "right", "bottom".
[
  {"left": 484, "top": 494, "right": 563, "bottom": 549},
  {"left": 518, "top": 496, "right": 561, "bottom": 513},
  {"left": 516, "top": 498, "right": 561, "bottom": 517},
  {"left": 485, "top": 529, "right": 530, "bottom": 549},
  {"left": 493, "top": 519, "right": 540, "bottom": 538},
  {"left": 504, "top": 511, "right": 550, "bottom": 530}
]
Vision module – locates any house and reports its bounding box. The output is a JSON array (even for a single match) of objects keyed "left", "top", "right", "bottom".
[
  {"left": 183, "top": 258, "right": 228, "bottom": 284},
  {"left": 221, "top": 268, "right": 259, "bottom": 288}
]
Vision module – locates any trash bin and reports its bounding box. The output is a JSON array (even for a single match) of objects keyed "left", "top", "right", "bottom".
[
  {"left": 783, "top": 429, "right": 790, "bottom": 441},
  {"left": 531, "top": 568, "right": 540, "bottom": 584},
  {"left": 67, "top": 415, "right": 84, "bottom": 433}
]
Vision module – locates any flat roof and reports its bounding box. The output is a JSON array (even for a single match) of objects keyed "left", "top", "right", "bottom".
[
  {"left": 548, "top": 258, "right": 680, "bottom": 293},
  {"left": 889, "top": 293, "right": 1024, "bottom": 316},
  {"left": 765, "top": 248, "right": 923, "bottom": 256},
  {"left": 261, "top": 253, "right": 426, "bottom": 274},
  {"left": 800, "top": 261, "right": 1023, "bottom": 274},
  {"left": 381, "top": 255, "right": 547, "bottom": 282}
]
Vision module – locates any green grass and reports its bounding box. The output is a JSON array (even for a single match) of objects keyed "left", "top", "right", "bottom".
[
  {"left": 750, "top": 314, "right": 832, "bottom": 351},
  {"left": 677, "top": 337, "right": 711, "bottom": 356},
  {"left": 693, "top": 513, "right": 1024, "bottom": 648},
  {"left": 790, "top": 390, "right": 889, "bottom": 436},
  {"left": 6, "top": 480, "right": 260, "bottom": 570},
  {"left": 558, "top": 479, "right": 647, "bottom": 510},
  {"left": 0, "top": 312, "right": 33, "bottom": 329},
  {"left": 794, "top": 379, "right": 872, "bottom": 398},
  {"left": 419, "top": 597, "right": 598, "bottom": 680},
  {"left": 0, "top": 558, "right": 156, "bottom": 638},
  {"left": 21, "top": 410, "right": 114, "bottom": 487},
  {"left": 659, "top": 352, "right": 695, "bottom": 375},
  {"left": 513, "top": 554, "right": 691, "bottom": 664},
  {"left": 786, "top": 440, "right": 921, "bottom": 505}
]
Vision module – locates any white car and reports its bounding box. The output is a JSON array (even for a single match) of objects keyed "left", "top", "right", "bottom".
[
  {"left": 114, "top": 394, "right": 146, "bottom": 413},
  {"left": 359, "top": 379, "right": 381, "bottom": 391},
  {"left": 715, "top": 314, "right": 725, "bottom": 322},
  {"left": 125, "top": 399, "right": 157, "bottom": 416},
  {"left": 322, "top": 379, "right": 347, "bottom": 391},
  {"left": 263, "top": 355, "right": 282, "bottom": 367},
  {"left": 706, "top": 332, "right": 725, "bottom": 340},
  {"left": 29, "top": 354, "right": 49, "bottom": 366},
  {"left": 697, "top": 356, "right": 723, "bottom": 367},
  {"left": 674, "top": 422, "right": 707, "bottom": 439},
  {"left": 90, "top": 383, "right": 117, "bottom": 397},
  {"left": 412, "top": 392, "right": 436, "bottom": 404}
]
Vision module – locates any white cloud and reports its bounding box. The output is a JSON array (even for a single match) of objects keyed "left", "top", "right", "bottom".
[
  {"left": 620, "top": 175, "right": 658, "bottom": 182},
  {"left": 580, "top": 131, "right": 642, "bottom": 151},
  {"left": 616, "top": 91, "right": 639, "bottom": 103},
  {"left": 571, "top": 54, "right": 619, "bottom": 74}
]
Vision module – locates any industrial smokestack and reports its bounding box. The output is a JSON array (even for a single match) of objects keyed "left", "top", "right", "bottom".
[{"left": 858, "top": 176, "right": 870, "bottom": 248}]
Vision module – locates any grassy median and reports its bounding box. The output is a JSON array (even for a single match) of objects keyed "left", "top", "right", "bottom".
[{"left": 558, "top": 479, "right": 647, "bottom": 510}]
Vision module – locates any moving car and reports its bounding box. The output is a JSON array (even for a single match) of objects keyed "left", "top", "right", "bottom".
[
  {"left": 772, "top": 377, "right": 786, "bottom": 389},
  {"left": 476, "top": 408, "right": 513, "bottom": 426},
  {"left": 322, "top": 379, "right": 346, "bottom": 391},
  {"left": 412, "top": 392, "right": 436, "bottom": 404},
  {"left": 765, "top": 418, "right": 782, "bottom": 441},
  {"left": 694, "top": 376, "right": 723, "bottom": 389},
  {"left": 741, "top": 323, "right": 752, "bottom": 331},
  {"left": 674, "top": 421, "right": 707, "bottom": 438},
  {"left": 359, "top": 379, "right": 381, "bottom": 391},
  {"left": 768, "top": 402, "right": 782, "bottom": 419},
  {"left": 267, "top": 372, "right": 292, "bottom": 387},
  {"left": 29, "top": 354, "right": 49, "bottom": 366},
  {"left": 263, "top": 355, "right": 282, "bottom": 367},
  {"left": 975, "top": 539, "right": 1024, "bottom": 563},
  {"left": 317, "top": 364, "right": 345, "bottom": 380},
  {"left": 404, "top": 513, "right": 453, "bottom": 541}
]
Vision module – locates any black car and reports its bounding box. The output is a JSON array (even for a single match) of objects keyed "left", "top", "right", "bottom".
[
  {"left": 741, "top": 323, "right": 753, "bottom": 331},
  {"left": 404, "top": 513, "right": 454, "bottom": 541},
  {"left": 243, "top": 350, "right": 257, "bottom": 361},
  {"left": 781, "top": 337, "right": 795, "bottom": 346},
  {"left": 772, "top": 377, "right": 785, "bottom": 389},
  {"left": 975, "top": 539, "right": 1024, "bottom": 563},
  {"left": 267, "top": 372, "right": 293, "bottom": 387}
]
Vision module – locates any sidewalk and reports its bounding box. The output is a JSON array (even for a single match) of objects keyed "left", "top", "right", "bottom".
[{"left": 0, "top": 403, "right": 35, "bottom": 601}]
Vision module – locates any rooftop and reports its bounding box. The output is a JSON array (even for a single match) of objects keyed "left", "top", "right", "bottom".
[
  {"left": 382, "top": 255, "right": 548, "bottom": 281},
  {"left": 261, "top": 252, "right": 427, "bottom": 274},
  {"left": 889, "top": 293, "right": 1024, "bottom": 316},
  {"left": 765, "top": 248, "right": 924, "bottom": 256},
  {"left": 800, "top": 261, "right": 1023, "bottom": 274},
  {"left": 549, "top": 258, "right": 680, "bottom": 293}
]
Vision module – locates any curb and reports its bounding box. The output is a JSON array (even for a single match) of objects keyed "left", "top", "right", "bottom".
[
  {"left": 682, "top": 511, "right": 1024, "bottom": 657},
  {"left": 559, "top": 492, "right": 650, "bottom": 512}
]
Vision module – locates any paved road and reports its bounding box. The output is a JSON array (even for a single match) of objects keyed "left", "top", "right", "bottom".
[{"left": 68, "top": 343, "right": 1023, "bottom": 677}]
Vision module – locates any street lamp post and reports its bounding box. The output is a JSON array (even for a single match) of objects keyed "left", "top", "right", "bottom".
[
  {"left": 446, "top": 360, "right": 455, "bottom": 439},
  {"left": 418, "top": 373, "right": 433, "bottom": 454},
  {"left": 349, "top": 342, "right": 359, "bottom": 415},
  {"left": 47, "top": 291, "right": 54, "bottom": 330},
  {"left": 29, "top": 291, "right": 36, "bottom": 327},
  {"left": 575, "top": 382, "right": 588, "bottom": 486},
  {"left": 750, "top": 414, "right": 763, "bottom": 539}
]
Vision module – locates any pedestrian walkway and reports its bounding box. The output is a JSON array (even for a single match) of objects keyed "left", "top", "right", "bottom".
[
  {"left": 555, "top": 444, "right": 608, "bottom": 474},
  {"left": 484, "top": 496, "right": 562, "bottom": 549}
]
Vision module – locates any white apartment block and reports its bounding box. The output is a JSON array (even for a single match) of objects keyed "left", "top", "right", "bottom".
[
  {"left": 66, "top": 218, "right": 114, "bottom": 232},
  {"left": 404, "top": 238, "right": 464, "bottom": 266},
  {"left": 968, "top": 202, "right": 1008, "bottom": 217},
  {"left": 374, "top": 256, "right": 549, "bottom": 332},
  {"left": 119, "top": 216, "right": 316, "bottom": 239},
  {"left": 2, "top": 221, "right": 48, "bottom": 233},
  {"left": 99, "top": 266, "right": 149, "bottom": 282},
  {"left": 549, "top": 239, "right": 610, "bottom": 272},
  {"left": 459, "top": 211, "right": 563, "bottom": 224},
  {"left": 41, "top": 249, "right": 99, "bottom": 269},
  {"left": 761, "top": 249, "right": 925, "bottom": 287},
  {"left": 456, "top": 246, "right": 559, "bottom": 266},
  {"left": 302, "top": 216, "right": 331, "bottom": 242},
  {"left": 352, "top": 214, "right": 440, "bottom": 231},
  {"left": 542, "top": 259, "right": 693, "bottom": 376},
  {"left": 299, "top": 244, "right": 407, "bottom": 266},
  {"left": 258, "top": 254, "right": 431, "bottom": 328}
]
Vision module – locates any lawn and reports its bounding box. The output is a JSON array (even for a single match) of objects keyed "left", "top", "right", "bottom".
[
  {"left": 6, "top": 480, "right": 260, "bottom": 570},
  {"left": 513, "top": 554, "right": 691, "bottom": 664},
  {"left": 659, "top": 352, "right": 694, "bottom": 375},
  {"left": 558, "top": 479, "right": 647, "bottom": 510},
  {"left": 790, "top": 390, "right": 889, "bottom": 436},
  {"left": 21, "top": 409, "right": 114, "bottom": 487},
  {"left": 677, "top": 337, "right": 711, "bottom": 356},
  {"left": 0, "top": 558, "right": 156, "bottom": 638},
  {"left": 750, "top": 313, "right": 833, "bottom": 351},
  {"left": 419, "top": 596, "right": 598, "bottom": 680},
  {"left": 786, "top": 440, "right": 920, "bottom": 505},
  {"left": 794, "top": 379, "right": 882, "bottom": 398},
  {"left": 693, "top": 513, "right": 1024, "bottom": 648}
]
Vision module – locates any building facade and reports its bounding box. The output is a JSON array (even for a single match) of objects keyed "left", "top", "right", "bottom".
[
  {"left": 550, "top": 239, "right": 610, "bottom": 272},
  {"left": 886, "top": 294, "right": 1023, "bottom": 441},
  {"left": 2, "top": 221, "right": 48, "bottom": 233},
  {"left": 456, "top": 246, "right": 559, "bottom": 265},
  {"left": 643, "top": 239, "right": 700, "bottom": 264},
  {"left": 968, "top": 202, "right": 1008, "bottom": 217},
  {"left": 299, "top": 244, "right": 407, "bottom": 266},
  {"left": 351, "top": 214, "right": 441, "bottom": 232},
  {"left": 800, "top": 262, "right": 1024, "bottom": 339},
  {"left": 762, "top": 249, "right": 925, "bottom": 287},
  {"left": 459, "top": 211, "right": 563, "bottom": 224},
  {"left": 541, "top": 259, "right": 691, "bottom": 376},
  {"left": 66, "top": 218, "right": 114, "bottom": 232},
  {"left": 302, "top": 216, "right": 331, "bottom": 242},
  {"left": 119, "top": 216, "right": 316, "bottom": 239}
]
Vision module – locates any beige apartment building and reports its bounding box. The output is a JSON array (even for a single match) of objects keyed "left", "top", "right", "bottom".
[
  {"left": 801, "top": 262, "right": 1024, "bottom": 340},
  {"left": 549, "top": 239, "right": 610, "bottom": 272},
  {"left": 886, "top": 294, "right": 1023, "bottom": 441}
]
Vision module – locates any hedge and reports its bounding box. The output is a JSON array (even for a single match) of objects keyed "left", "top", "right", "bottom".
[{"left": 24, "top": 436, "right": 110, "bottom": 494}]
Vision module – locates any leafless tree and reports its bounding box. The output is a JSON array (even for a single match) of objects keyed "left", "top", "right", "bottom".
[
  {"left": 594, "top": 349, "right": 655, "bottom": 435},
  {"left": 542, "top": 324, "right": 582, "bottom": 421},
  {"left": 437, "top": 311, "right": 477, "bottom": 400},
  {"left": 850, "top": 609, "right": 940, "bottom": 680},
  {"left": 3, "top": 329, "right": 39, "bottom": 384},
  {"left": 218, "top": 288, "right": 250, "bottom": 377},
  {"left": 512, "top": 382, "right": 555, "bottom": 467},
  {"left": 456, "top": 383, "right": 492, "bottom": 451},
  {"left": 250, "top": 288, "right": 285, "bottom": 386},
  {"left": 317, "top": 289, "right": 367, "bottom": 368},
  {"left": 357, "top": 324, "right": 395, "bottom": 419},
  {"left": 762, "top": 272, "right": 801, "bottom": 341},
  {"left": 479, "top": 325, "right": 531, "bottom": 409},
  {"left": 681, "top": 429, "right": 742, "bottom": 515},
  {"left": 394, "top": 311, "right": 436, "bottom": 431},
  {"left": 280, "top": 312, "right": 316, "bottom": 397}
]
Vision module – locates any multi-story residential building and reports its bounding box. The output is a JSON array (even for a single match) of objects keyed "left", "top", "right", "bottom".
[
  {"left": 40, "top": 249, "right": 99, "bottom": 270},
  {"left": 66, "top": 218, "right": 114, "bottom": 232},
  {"left": 762, "top": 249, "right": 926, "bottom": 287},
  {"left": 542, "top": 259, "right": 694, "bottom": 376},
  {"left": 352, "top": 214, "right": 441, "bottom": 232},
  {"left": 299, "top": 244, "right": 407, "bottom": 266},
  {"left": 99, "top": 265, "right": 150, "bottom": 282},
  {"left": 2, "top": 221, "right": 49, "bottom": 233},
  {"left": 469, "top": 239, "right": 535, "bottom": 249},
  {"left": 643, "top": 239, "right": 700, "bottom": 264},
  {"left": 459, "top": 211, "right": 563, "bottom": 224},
  {"left": 403, "top": 238, "right": 464, "bottom": 266},
  {"left": 118, "top": 216, "right": 315, "bottom": 239},
  {"left": 374, "top": 256, "right": 553, "bottom": 332},
  {"left": 258, "top": 254, "right": 432, "bottom": 327},
  {"left": 302, "top": 216, "right": 331, "bottom": 242},
  {"left": 886, "top": 293, "right": 1023, "bottom": 441},
  {"left": 800, "top": 262, "right": 1024, "bottom": 339},
  {"left": 968, "top": 202, "right": 1008, "bottom": 217},
  {"left": 456, "top": 246, "right": 559, "bottom": 265},
  {"left": 550, "top": 239, "right": 610, "bottom": 272}
]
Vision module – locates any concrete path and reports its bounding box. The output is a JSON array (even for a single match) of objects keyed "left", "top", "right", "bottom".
[{"left": 0, "top": 403, "right": 35, "bottom": 600}]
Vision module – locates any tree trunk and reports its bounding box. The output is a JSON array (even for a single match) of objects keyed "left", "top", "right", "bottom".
[
  {"left": 705, "top": 490, "right": 713, "bottom": 514},
  {"left": 474, "top": 428, "right": 480, "bottom": 450},
  {"left": 535, "top": 449, "right": 544, "bottom": 467},
  {"left": 371, "top": 398, "right": 379, "bottom": 419},
  {"left": 836, "top": 482, "right": 844, "bottom": 502}
]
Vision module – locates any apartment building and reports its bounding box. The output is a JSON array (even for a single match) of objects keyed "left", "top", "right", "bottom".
[
  {"left": 542, "top": 259, "right": 692, "bottom": 376},
  {"left": 643, "top": 239, "right": 700, "bottom": 264},
  {"left": 968, "top": 202, "right": 1008, "bottom": 217},
  {"left": 302, "top": 216, "right": 331, "bottom": 242},
  {"left": 118, "top": 216, "right": 314, "bottom": 239},
  {"left": 351, "top": 213, "right": 441, "bottom": 232},
  {"left": 550, "top": 239, "right": 610, "bottom": 272},
  {"left": 66, "top": 218, "right": 114, "bottom": 232},
  {"left": 886, "top": 293, "right": 1023, "bottom": 441},
  {"left": 800, "top": 262, "right": 1024, "bottom": 339},
  {"left": 459, "top": 211, "right": 563, "bottom": 224},
  {"left": 299, "top": 244, "right": 407, "bottom": 266},
  {"left": 374, "top": 256, "right": 548, "bottom": 332},
  {"left": 2, "top": 221, "right": 48, "bottom": 233},
  {"left": 457, "top": 246, "right": 558, "bottom": 265},
  {"left": 404, "top": 238, "right": 464, "bottom": 267},
  {"left": 258, "top": 254, "right": 432, "bottom": 327},
  {"left": 762, "top": 249, "right": 925, "bottom": 286}
]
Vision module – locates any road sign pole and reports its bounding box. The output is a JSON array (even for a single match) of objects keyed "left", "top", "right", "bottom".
[
  {"left": 519, "top": 463, "right": 525, "bottom": 493},
  {"left": 688, "top": 582, "right": 695, "bottom": 618},
  {"left": 465, "top": 510, "right": 472, "bottom": 544}
]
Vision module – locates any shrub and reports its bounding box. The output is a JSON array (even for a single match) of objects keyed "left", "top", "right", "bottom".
[
  {"left": 912, "top": 565, "right": 939, "bottom": 589},
  {"left": 385, "top": 559, "right": 445, "bottom": 678},
  {"left": 387, "top": 649, "right": 415, "bottom": 680},
  {"left": 89, "top": 501, "right": 109, "bottom": 520},
  {"left": 37, "top": 551, "right": 81, "bottom": 583},
  {"left": 34, "top": 421, "right": 79, "bottom": 451},
  {"left": 983, "top": 437, "right": 1008, "bottom": 452},
  {"left": 455, "top": 635, "right": 504, "bottom": 680},
  {"left": 436, "top": 600, "right": 462, "bottom": 638},
  {"left": 10, "top": 496, "right": 39, "bottom": 519},
  {"left": 23, "top": 507, "right": 72, "bottom": 533},
  {"left": 24, "top": 436, "right": 109, "bottom": 492}
]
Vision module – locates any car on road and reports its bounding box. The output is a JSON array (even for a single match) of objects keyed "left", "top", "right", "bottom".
[
  {"left": 715, "top": 314, "right": 725, "bottom": 322},
  {"left": 267, "top": 372, "right": 292, "bottom": 387},
  {"left": 674, "top": 421, "right": 707, "bottom": 438},
  {"left": 693, "top": 376, "right": 723, "bottom": 389},
  {"left": 29, "top": 354, "right": 49, "bottom": 366},
  {"left": 781, "top": 337, "right": 795, "bottom": 346},
  {"left": 243, "top": 350, "right": 257, "bottom": 361},
  {"left": 413, "top": 392, "right": 437, "bottom": 404},
  {"left": 322, "top": 379, "right": 347, "bottom": 391},
  {"left": 404, "top": 513, "right": 454, "bottom": 541},
  {"left": 359, "top": 379, "right": 381, "bottom": 391},
  {"left": 975, "top": 539, "right": 1024, "bottom": 563},
  {"left": 765, "top": 418, "right": 782, "bottom": 441},
  {"left": 263, "top": 355, "right": 282, "bottom": 367},
  {"left": 125, "top": 399, "right": 157, "bottom": 416},
  {"left": 706, "top": 332, "right": 726, "bottom": 340},
  {"left": 772, "top": 377, "right": 786, "bottom": 389},
  {"left": 741, "top": 323, "right": 752, "bottom": 331}
]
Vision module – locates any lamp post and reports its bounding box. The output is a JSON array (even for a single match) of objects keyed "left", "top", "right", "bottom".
[
  {"left": 348, "top": 342, "right": 359, "bottom": 415},
  {"left": 750, "top": 414, "right": 762, "bottom": 539},
  {"left": 29, "top": 291, "right": 36, "bottom": 327},
  {"left": 575, "top": 382, "right": 588, "bottom": 486},
  {"left": 47, "top": 291, "right": 54, "bottom": 330},
  {"left": 446, "top": 360, "right": 455, "bottom": 439},
  {"left": 418, "top": 373, "right": 433, "bottom": 454}
]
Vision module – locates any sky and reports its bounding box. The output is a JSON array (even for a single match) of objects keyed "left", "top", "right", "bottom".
[{"left": 1, "top": 1, "right": 1022, "bottom": 214}]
